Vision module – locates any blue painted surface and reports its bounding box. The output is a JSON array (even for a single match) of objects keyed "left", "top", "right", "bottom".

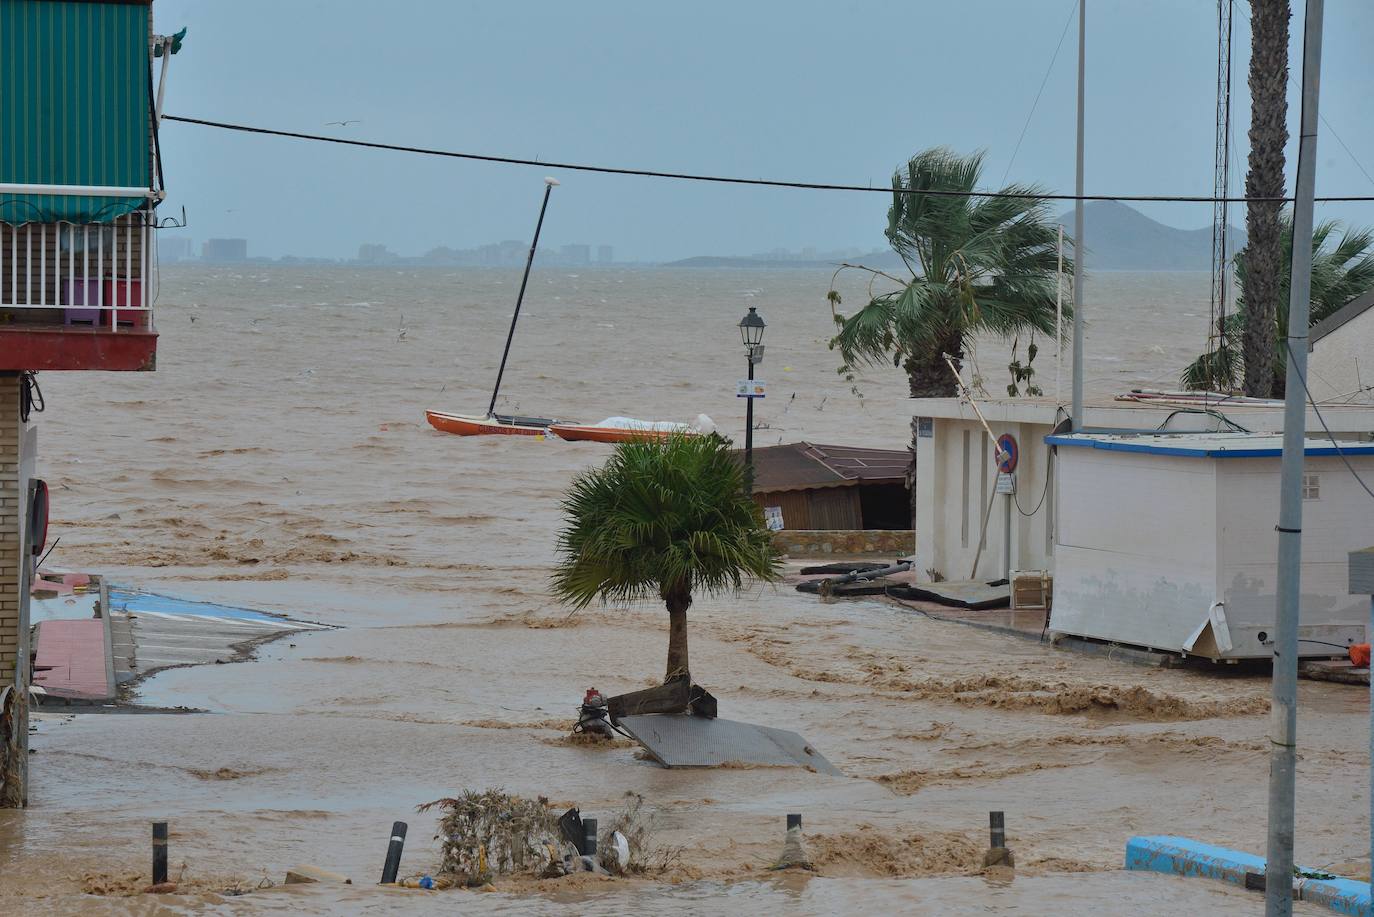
[
  {"left": 108, "top": 588, "right": 298, "bottom": 625},
  {"left": 1125, "top": 835, "right": 1371, "bottom": 917},
  {"left": 1046, "top": 434, "right": 1374, "bottom": 459},
  {"left": 1306, "top": 877, "right": 1374, "bottom": 917}
]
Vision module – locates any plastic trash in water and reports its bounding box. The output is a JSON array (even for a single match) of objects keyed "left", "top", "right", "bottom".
[
  {"left": 610, "top": 830, "right": 630, "bottom": 872},
  {"left": 419, "top": 875, "right": 434, "bottom": 889}
]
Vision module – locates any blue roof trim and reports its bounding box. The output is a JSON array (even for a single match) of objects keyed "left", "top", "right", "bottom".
[{"left": 1045, "top": 434, "right": 1374, "bottom": 459}]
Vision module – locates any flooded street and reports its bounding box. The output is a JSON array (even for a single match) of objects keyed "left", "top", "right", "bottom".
[{"left": 0, "top": 265, "right": 1362, "bottom": 913}]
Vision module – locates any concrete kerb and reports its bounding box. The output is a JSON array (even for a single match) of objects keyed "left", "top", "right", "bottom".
[{"left": 1125, "top": 835, "right": 1371, "bottom": 916}]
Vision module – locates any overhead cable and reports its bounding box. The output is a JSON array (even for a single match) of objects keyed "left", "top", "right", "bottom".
[
  {"left": 1285, "top": 341, "right": 1374, "bottom": 505},
  {"left": 164, "top": 115, "right": 1374, "bottom": 205}
]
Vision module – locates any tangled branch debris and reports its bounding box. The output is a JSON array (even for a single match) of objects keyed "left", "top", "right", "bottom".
[
  {"left": 418, "top": 789, "right": 571, "bottom": 885},
  {"left": 596, "top": 792, "right": 684, "bottom": 875}
]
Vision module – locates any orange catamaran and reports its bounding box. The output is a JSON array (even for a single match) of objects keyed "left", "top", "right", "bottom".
[{"left": 425, "top": 177, "right": 571, "bottom": 437}]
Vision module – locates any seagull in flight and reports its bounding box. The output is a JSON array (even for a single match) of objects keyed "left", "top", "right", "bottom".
[{"left": 325, "top": 119, "right": 361, "bottom": 127}]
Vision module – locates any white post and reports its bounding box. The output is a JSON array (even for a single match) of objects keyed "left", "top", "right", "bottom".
[
  {"left": 1070, "top": 0, "right": 1086, "bottom": 429},
  {"left": 155, "top": 39, "right": 172, "bottom": 124},
  {"left": 1265, "top": 1, "right": 1324, "bottom": 913}
]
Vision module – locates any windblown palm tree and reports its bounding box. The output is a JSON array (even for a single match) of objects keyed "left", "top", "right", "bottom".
[
  {"left": 828, "top": 148, "right": 1071, "bottom": 399},
  {"left": 1182, "top": 214, "right": 1374, "bottom": 396},
  {"left": 1240, "top": 0, "right": 1291, "bottom": 397},
  {"left": 550, "top": 434, "right": 781, "bottom": 683}
]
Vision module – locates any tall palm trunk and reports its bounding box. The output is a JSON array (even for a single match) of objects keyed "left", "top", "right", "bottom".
[
  {"left": 1241, "top": 0, "right": 1290, "bottom": 398},
  {"left": 664, "top": 580, "right": 691, "bottom": 682},
  {"left": 904, "top": 341, "right": 963, "bottom": 399},
  {"left": 904, "top": 341, "right": 962, "bottom": 532}
]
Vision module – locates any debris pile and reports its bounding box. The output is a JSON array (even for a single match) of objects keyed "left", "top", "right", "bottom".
[
  {"left": 594, "top": 793, "right": 683, "bottom": 875},
  {"left": 418, "top": 790, "right": 572, "bottom": 885}
]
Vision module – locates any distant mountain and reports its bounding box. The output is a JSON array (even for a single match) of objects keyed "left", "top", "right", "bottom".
[
  {"left": 1056, "top": 200, "right": 1245, "bottom": 271},
  {"left": 667, "top": 202, "right": 1243, "bottom": 272},
  {"left": 664, "top": 251, "right": 905, "bottom": 270}
]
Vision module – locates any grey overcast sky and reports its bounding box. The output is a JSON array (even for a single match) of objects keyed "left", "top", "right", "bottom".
[{"left": 153, "top": 0, "right": 1374, "bottom": 262}]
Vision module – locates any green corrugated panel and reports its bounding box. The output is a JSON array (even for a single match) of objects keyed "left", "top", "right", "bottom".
[{"left": 0, "top": 0, "right": 151, "bottom": 224}]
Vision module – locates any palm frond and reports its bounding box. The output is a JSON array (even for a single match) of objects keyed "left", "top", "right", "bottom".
[
  {"left": 832, "top": 147, "right": 1071, "bottom": 390},
  {"left": 550, "top": 435, "right": 782, "bottom": 610}
]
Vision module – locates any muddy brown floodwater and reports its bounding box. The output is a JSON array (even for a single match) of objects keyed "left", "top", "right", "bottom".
[{"left": 0, "top": 266, "right": 1360, "bottom": 914}]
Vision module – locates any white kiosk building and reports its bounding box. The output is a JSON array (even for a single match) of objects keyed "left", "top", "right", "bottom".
[{"left": 1045, "top": 432, "right": 1374, "bottom": 659}]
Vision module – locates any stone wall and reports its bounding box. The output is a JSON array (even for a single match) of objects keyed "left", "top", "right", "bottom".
[
  {"left": 0, "top": 374, "right": 27, "bottom": 807},
  {"left": 0, "top": 376, "right": 20, "bottom": 673},
  {"left": 772, "top": 529, "right": 914, "bottom": 557}
]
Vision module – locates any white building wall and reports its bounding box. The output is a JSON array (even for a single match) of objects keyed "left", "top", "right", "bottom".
[
  {"left": 915, "top": 416, "right": 1056, "bottom": 582},
  {"left": 1050, "top": 450, "right": 1218, "bottom": 650},
  {"left": 912, "top": 398, "right": 1374, "bottom": 589},
  {"left": 1215, "top": 455, "right": 1374, "bottom": 652},
  {"left": 1309, "top": 305, "right": 1374, "bottom": 403}
]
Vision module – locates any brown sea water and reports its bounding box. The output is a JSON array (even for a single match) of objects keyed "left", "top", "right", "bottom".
[{"left": 0, "top": 265, "right": 1355, "bottom": 914}]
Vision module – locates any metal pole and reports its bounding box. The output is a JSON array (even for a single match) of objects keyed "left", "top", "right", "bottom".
[
  {"left": 583, "top": 817, "right": 599, "bottom": 856},
  {"left": 152, "top": 822, "right": 168, "bottom": 885},
  {"left": 380, "top": 820, "right": 408, "bottom": 884},
  {"left": 1070, "top": 0, "right": 1086, "bottom": 430},
  {"left": 745, "top": 354, "right": 755, "bottom": 475},
  {"left": 1056, "top": 223, "right": 1064, "bottom": 404},
  {"left": 155, "top": 39, "right": 172, "bottom": 125},
  {"left": 1266, "top": 3, "right": 1323, "bottom": 913},
  {"left": 1003, "top": 487, "right": 1013, "bottom": 580},
  {"left": 487, "top": 179, "right": 557, "bottom": 419},
  {"left": 990, "top": 811, "right": 1006, "bottom": 850}
]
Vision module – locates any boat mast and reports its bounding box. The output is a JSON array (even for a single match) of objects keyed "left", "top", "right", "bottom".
[{"left": 487, "top": 177, "right": 559, "bottom": 419}]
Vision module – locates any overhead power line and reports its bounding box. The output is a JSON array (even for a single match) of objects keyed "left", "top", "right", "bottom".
[
  {"left": 164, "top": 115, "right": 1374, "bottom": 205},
  {"left": 1000, "top": 0, "right": 1080, "bottom": 186}
]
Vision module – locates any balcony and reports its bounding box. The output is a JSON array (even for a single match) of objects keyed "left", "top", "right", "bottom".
[{"left": 0, "top": 207, "right": 158, "bottom": 372}]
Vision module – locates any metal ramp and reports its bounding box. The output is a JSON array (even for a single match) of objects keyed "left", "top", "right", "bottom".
[{"left": 618, "top": 714, "right": 843, "bottom": 776}]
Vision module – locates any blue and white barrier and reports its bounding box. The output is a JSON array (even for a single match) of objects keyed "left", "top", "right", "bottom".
[{"left": 1125, "top": 835, "right": 1370, "bottom": 917}]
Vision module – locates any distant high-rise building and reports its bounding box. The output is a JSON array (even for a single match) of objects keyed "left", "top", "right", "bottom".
[
  {"left": 202, "top": 238, "right": 247, "bottom": 262},
  {"left": 597, "top": 245, "right": 613, "bottom": 264},
  {"left": 357, "top": 243, "right": 395, "bottom": 264},
  {"left": 561, "top": 243, "right": 591, "bottom": 266},
  {"left": 159, "top": 236, "right": 194, "bottom": 263}
]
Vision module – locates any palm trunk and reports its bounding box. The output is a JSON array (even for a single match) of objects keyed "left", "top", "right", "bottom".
[
  {"left": 904, "top": 340, "right": 964, "bottom": 398},
  {"left": 1241, "top": 0, "right": 1290, "bottom": 398},
  {"left": 664, "top": 580, "right": 692, "bottom": 683},
  {"left": 904, "top": 341, "right": 962, "bottom": 542},
  {"left": 907, "top": 415, "right": 919, "bottom": 534}
]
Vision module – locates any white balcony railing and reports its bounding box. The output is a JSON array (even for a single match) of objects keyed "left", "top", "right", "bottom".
[{"left": 0, "top": 184, "right": 160, "bottom": 331}]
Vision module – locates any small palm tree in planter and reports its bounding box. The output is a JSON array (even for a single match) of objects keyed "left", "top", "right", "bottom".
[{"left": 551, "top": 434, "right": 782, "bottom": 684}]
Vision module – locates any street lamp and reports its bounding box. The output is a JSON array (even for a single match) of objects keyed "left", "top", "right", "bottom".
[{"left": 738, "top": 307, "right": 766, "bottom": 482}]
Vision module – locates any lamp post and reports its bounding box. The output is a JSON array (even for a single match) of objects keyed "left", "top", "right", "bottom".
[{"left": 738, "top": 307, "right": 766, "bottom": 481}]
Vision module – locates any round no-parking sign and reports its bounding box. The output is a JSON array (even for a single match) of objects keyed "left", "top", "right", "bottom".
[{"left": 996, "top": 434, "right": 1019, "bottom": 474}]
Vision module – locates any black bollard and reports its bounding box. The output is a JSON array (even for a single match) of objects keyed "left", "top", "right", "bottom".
[
  {"left": 152, "top": 822, "right": 168, "bottom": 885},
  {"left": 380, "top": 821, "right": 407, "bottom": 885},
  {"left": 786, "top": 814, "right": 802, "bottom": 830},
  {"left": 989, "top": 811, "right": 1005, "bottom": 849},
  {"left": 583, "top": 818, "right": 598, "bottom": 856}
]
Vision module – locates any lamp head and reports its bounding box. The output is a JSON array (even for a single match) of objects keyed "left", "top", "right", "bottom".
[{"left": 738, "top": 306, "right": 766, "bottom": 348}]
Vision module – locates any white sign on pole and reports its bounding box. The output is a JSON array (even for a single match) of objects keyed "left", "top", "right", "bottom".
[
  {"left": 995, "top": 472, "right": 1016, "bottom": 495},
  {"left": 763, "top": 506, "right": 784, "bottom": 531},
  {"left": 736, "top": 379, "right": 767, "bottom": 398}
]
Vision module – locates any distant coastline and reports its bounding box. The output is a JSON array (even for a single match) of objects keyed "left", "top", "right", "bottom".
[{"left": 159, "top": 201, "right": 1241, "bottom": 272}]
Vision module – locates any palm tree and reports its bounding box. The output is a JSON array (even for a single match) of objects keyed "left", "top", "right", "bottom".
[
  {"left": 1182, "top": 214, "right": 1374, "bottom": 396},
  {"left": 550, "top": 434, "right": 781, "bottom": 683},
  {"left": 828, "top": 148, "right": 1071, "bottom": 399},
  {"left": 1240, "top": 0, "right": 1291, "bottom": 398}
]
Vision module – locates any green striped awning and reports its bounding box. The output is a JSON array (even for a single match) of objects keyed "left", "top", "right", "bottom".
[{"left": 0, "top": 0, "right": 152, "bottom": 224}]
